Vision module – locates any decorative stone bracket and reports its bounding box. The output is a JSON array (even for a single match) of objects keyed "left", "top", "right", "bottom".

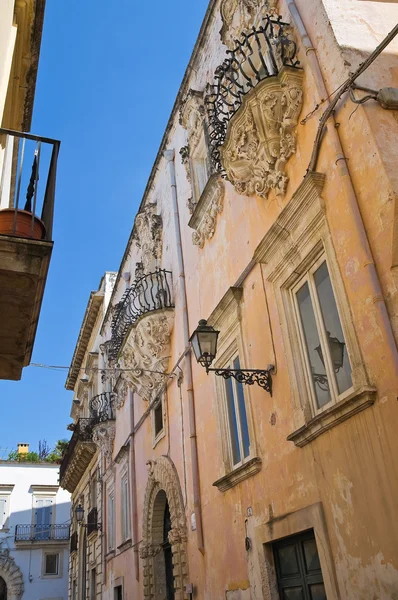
[
  {"left": 220, "top": 68, "right": 303, "bottom": 198},
  {"left": 92, "top": 421, "right": 116, "bottom": 460},
  {"left": 118, "top": 311, "right": 174, "bottom": 402},
  {"left": 220, "top": 0, "right": 278, "bottom": 49},
  {"left": 134, "top": 203, "right": 163, "bottom": 273},
  {"left": 188, "top": 174, "right": 225, "bottom": 248}
]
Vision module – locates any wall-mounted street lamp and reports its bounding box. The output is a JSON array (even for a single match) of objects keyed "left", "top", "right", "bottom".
[
  {"left": 75, "top": 504, "right": 102, "bottom": 531},
  {"left": 189, "top": 320, "right": 274, "bottom": 395}
]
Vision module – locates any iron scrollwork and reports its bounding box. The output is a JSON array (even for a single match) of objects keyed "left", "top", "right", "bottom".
[
  {"left": 206, "top": 14, "right": 301, "bottom": 173},
  {"left": 211, "top": 367, "right": 273, "bottom": 395}
]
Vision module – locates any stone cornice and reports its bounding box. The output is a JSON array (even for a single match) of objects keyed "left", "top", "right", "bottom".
[
  {"left": 253, "top": 171, "right": 326, "bottom": 267},
  {"left": 208, "top": 287, "right": 243, "bottom": 330},
  {"left": 65, "top": 292, "right": 104, "bottom": 391}
]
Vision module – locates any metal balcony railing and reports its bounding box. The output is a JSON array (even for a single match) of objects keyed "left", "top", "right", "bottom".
[
  {"left": 109, "top": 269, "right": 174, "bottom": 360},
  {"left": 205, "top": 14, "right": 300, "bottom": 173},
  {"left": 0, "top": 128, "right": 60, "bottom": 241},
  {"left": 89, "top": 392, "right": 116, "bottom": 422},
  {"left": 15, "top": 524, "right": 70, "bottom": 542}
]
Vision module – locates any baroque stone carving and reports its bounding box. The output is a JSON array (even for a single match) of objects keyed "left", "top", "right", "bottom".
[
  {"left": 0, "top": 550, "right": 24, "bottom": 600},
  {"left": 113, "top": 376, "right": 129, "bottom": 410},
  {"left": 179, "top": 89, "right": 205, "bottom": 154},
  {"left": 188, "top": 174, "right": 225, "bottom": 248},
  {"left": 134, "top": 203, "right": 162, "bottom": 273},
  {"left": 118, "top": 312, "right": 173, "bottom": 402},
  {"left": 220, "top": 0, "right": 278, "bottom": 49},
  {"left": 141, "top": 456, "right": 188, "bottom": 600},
  {"left": 92, "top": 421, "right": 116, "bottom": 460},
  {"left": 220, "top": 68, "right": 303, "bottom": 198}
]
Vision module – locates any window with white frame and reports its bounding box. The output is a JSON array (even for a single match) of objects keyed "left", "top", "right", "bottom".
[
  {"left": 0, "top": 484, "right": 13, "bottom": 531},
  {"left": 121, "top": 473, "right": 130, "bottom": 542},
  {"left": 42, "top": 551, "right": 61, "bottom": 577},
  {"left": 292, "top": 257, "right": 353, "bottom": 413},
  {"left": 152, "top": 395, "right": 164, "bottom": 443},
  {"left": 107, "top": 490, "right": 115, "bottom": 552},
  {"left": 223, "top": 355, "right": 251, "bottom": 467}
]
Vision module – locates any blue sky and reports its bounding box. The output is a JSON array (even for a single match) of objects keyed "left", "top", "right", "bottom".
[{"left": 0, "top": 0, "right": 209, "bottom": 456}]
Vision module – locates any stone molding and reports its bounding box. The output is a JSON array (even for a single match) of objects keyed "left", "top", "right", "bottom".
[
  {"left": 188, "top": 174, "right": 225, "bottom": 247},
  {"left": 220, "top": 0, "right": 278, "bottom": 49},
  {"left": 118, "top": 311, "right": 173, "bottom": 402},
  {"left": 221, "top": 68, "right": 303, "bottom": 198},
  {"left": 0, "top": 550, "right": 23, "bottom": 600},
  {"left": 61, "top": 441, "right": 97, "bottom": 493},
  {"left": 141, "top": 456, "right": 188, "bottom": 600},
  {"left": 92, "top": 421, "right": 116, "bottom": 460},
  {"left": 213, "top": 457, "right": 262, "bottom": 492},
  {"left": 134, "top": 203, "right": 162, "bottom": 272},
  {"left": 287, "top": 386, "right": 376, "bottom": 447}
]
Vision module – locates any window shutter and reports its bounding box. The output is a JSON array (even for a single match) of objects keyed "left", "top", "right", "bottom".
[{"left": 0, "top": 498, "right": 6, "bottom": 529}]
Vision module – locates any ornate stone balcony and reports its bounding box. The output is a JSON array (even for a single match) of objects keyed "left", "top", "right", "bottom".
[
  {"left": 105, "top": 269, "right": 174, "bottom": 402},
  {"left": 205, "top": 14, "right": 303, "bottom": 199},
  {"left": 60, "top": 392, "right": 116, "bottom": 492}
]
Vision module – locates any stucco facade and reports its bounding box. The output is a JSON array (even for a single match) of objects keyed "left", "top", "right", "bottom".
[
  {"left": 61, "top": 0, "right": 398, "bottom": 599},
  {"left": 0, "top": 461, "right": 71, "bottom": 600}
]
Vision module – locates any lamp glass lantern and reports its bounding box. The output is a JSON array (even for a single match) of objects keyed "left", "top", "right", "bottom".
[
  {"left": 189, "top": 320, "right": 219, "bottom": 371},
  {"left": 75, "top": 504, "right": 85, "bottom": 524},
  {"left": 315, "top": 331, "right": 345, "bottom": 373}
]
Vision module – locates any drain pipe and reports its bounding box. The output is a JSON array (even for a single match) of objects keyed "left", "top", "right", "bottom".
[
  {"left": 130, "top": 390, "right": 139, "bottom": 579},
  {"left": 287, "top": 0, "right": 398, "bottom": 371},
  {"left": 164, "top": 149, "right": 204, "bottom": 554}
]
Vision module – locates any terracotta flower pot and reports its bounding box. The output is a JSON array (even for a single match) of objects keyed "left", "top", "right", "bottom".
[{"left": 0, "top": 208, "right": 46, "bottom": 240}]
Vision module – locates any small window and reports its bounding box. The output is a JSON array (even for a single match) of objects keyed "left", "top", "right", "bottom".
[
  {"left": 273, "top": 530, "right": 327, "bottom": 599},
  {"left": 44, "top": 553, "right": 59, "bottom": 576},
  {"left": 154, "top": 398, "right": 164, "bottom": 437},
  {"left": 224, "top": 356, "right": 250, "bottom": 467},
  {"left": 108, "top": 492, "right": 115, "bottom": 551},
  {"left": 0, "top": 497, "right": 8, "bottom": 529},
  {"left": 90, "top": 473, "right": 97, "bottom": 510},
  {"left": 114, "top": 585, "right": 123, "bottom": 600},
  {"left": 121, "top": 475, "right": 130, "bottom": 542},
  {"left": 292, "top": 257, "right": 353, "bottom": 413},
  {"left": 90, "top": 568, "right": 97, "bottom": 600}
]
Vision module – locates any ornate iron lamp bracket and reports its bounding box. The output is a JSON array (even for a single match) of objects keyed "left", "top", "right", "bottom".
[{"left": 206, "top": 366, "right": 274, "bottom": 396}]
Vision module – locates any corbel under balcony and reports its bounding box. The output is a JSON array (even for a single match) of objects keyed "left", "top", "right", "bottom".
[{"left": 59, "top": 419, "right": 97, "bottom": 493}]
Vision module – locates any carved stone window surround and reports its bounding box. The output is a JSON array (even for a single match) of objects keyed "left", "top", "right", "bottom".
[
  {"left": 255, "top": 172, "right": 376, "bottom": 445},
  {"left": 220, "top": 0, "right": 278, "bottom": 50},
  {"left": 180, "top": 89, "right": 213, "bottom": 212},
  {"left": 208, "top": 287, "right": 261, "bottom": 488},
  {"left": 188, "top": 174, "right": 225, "bottom": 248}
]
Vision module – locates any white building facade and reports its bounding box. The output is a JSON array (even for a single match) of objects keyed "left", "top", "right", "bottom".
[{"left": 0, "top": 459, "right": 71, "bottom": 600}]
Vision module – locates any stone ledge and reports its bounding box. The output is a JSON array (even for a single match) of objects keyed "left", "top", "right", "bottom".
[
  {"left": 213, "top": 457, "right": 262, "bottom": 492},
  {"left": 287, "top": 386, "right": 377, "bottom": 447},
  {"left": 117, "top": 538, "right": 132, "bottom": 555}
]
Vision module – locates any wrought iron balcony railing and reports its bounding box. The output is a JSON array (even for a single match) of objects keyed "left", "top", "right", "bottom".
[
  {"left": 205, "top": 14, "right": 300, "bottom": 173},
  {"left": 15, "top": 524, "right": 70, "bottom": 542},
  {"left": 70, "top": 530, "right": 78, "bottom": 553},
  {"left": 89, "top": 392, "right": 116, "bottom": 422},
  {"left": 0, "top": 128, "right": 60, "bottom": 241},
  {"left": 109, "top": 269, "right": 174, "bottom": 360}
]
